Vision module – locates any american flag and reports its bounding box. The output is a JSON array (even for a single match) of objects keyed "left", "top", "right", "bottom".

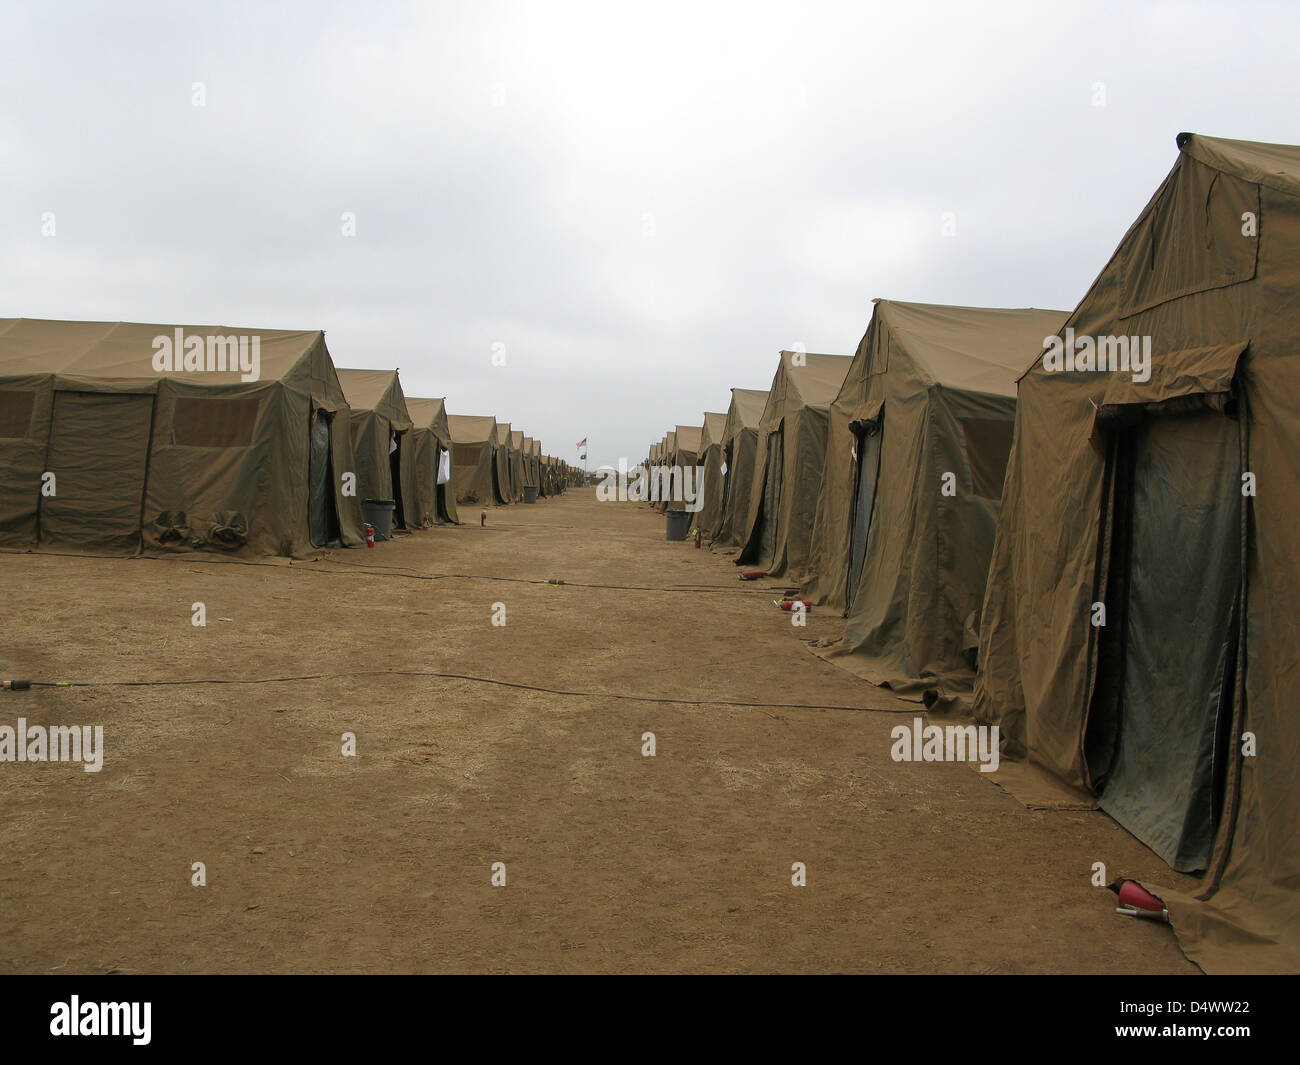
[{"left": 576, "top": 437, "right": 587, "bottom": 450}]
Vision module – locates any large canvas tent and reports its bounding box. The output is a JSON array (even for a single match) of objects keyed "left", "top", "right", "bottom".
[
  {"left": 673, "top": 424, "right": 702, "bottom": 467},
  {"left": 0, "top": 318, "right": 363, "bottom": 555},
  {"left": 974, "top": 133, "right": 1300, "bottom": 974},
  {"left": 694, "top": 411, "right": 728, "bottom": 536},
  {"left": 735, "top": 351, "right": 850, "bottom": 580},
  {"left": 510, "top": 429, "right": 526, "bottom": 490},
  {"left": 522, "top": 435, "right": 534, "bottom": 490},
  {"left": 336, "top": 368, "right": 421, "bottom": 533},
  {"left": 448, "top": 414, "right": 508, "bottom": 505},
  {"left": 805, "top": 301, "right": 1068, "bottom": 699},
  {"left": 405, "top": 396, "right": 460, "bottom": 524},
  {"left": 715, "top": 388, "right": 769, "bottom": 546},
  {"left": 670, "top": 424, "right": 702, "bottom": 512},
  {"left": 497, "top": 423, "right": 523, "bottom": 502}
]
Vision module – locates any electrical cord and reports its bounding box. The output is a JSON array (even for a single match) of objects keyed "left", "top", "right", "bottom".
[
  {"left": 131, "top": 553, "right": 778, "bottom": 594},
  {"left": 1, "top": 669, "right": 913, "bottom": 713}
]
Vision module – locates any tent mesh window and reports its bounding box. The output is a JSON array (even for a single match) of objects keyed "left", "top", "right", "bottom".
[
  {"left": 0, "top": 390, "right": 35, "bottom": 438},
  {"left": 960, "top": 417, "right": 1015, "bottom": 500},
  {"left": 172, "top": 396, "right": 260, "bottom": 448}
]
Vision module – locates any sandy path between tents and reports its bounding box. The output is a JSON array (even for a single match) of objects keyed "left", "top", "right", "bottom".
[{"left": 0, "top": 492, "right": 1199, "bottom": 973}]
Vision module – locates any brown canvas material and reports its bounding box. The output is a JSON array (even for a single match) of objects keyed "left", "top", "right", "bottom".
[
  {"left": 735, "top": 352, "right": 851, "bottom": 581},
  {"left": 336, "top": 368, "right": 421, "bottom": 531},
  {"left": 510, "top": 429, "right": 526, "bottom": 498},
  {"left": 695, "top": 411, "right": 727, "bottom": 536},
  {"left": 0, "top": 318, "right": 364, "bottom": 556},
  {"left": 804, "top": 302, "right": 1068, "bottom": 703},
  {"left": 448, "top": 414, "right": 507, "bottom": 505},
  {"left": 672, "top": 424, "right": 702, "bottom": 468},
  {"left": 405, "top": 397, "right": 460, "bottom": 524},
  {"left": 715, "top": 388, "right": 769, "bottom": 546},
  {"left": 974, "top": 133, "right": 1300, "bottom": 974}
]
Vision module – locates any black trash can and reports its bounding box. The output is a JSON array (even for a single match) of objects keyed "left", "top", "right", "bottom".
[
  {"left": 361, "top": 498, "right": 396, "bottom": 541},
  {"left": 666, "top": 509, "right": 691, "bottom": 541}
]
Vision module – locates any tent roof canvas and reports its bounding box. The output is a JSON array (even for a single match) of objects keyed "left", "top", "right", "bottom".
[
  {"left": 0, "top": 318, "right": 324, "bottom": 385},
  {"left": 871, "top": 300, "right": 1070, "bottom": 397},
  {"left": 448, "top": 413, "right": 497, "bottom": 442}
]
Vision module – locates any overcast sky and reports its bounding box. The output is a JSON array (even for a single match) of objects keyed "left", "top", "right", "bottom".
[{"left": 3, "top": 1, "right": 1298, "bottom": 468}]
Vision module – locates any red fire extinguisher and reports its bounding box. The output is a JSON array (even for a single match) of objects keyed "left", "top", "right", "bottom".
[
  {"left": 694, "top": 528, "right": 701, "bottom": 549},
  {"left": 364, "top": 523, "right": 375, "bottom": 548},
  {"left": 481, "top": 510, "right": 487, "bottom": 527}
]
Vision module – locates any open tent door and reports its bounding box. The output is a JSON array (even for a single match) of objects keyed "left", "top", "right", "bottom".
[
  {"left": 1088, "top": 407, "right": 1242, "bottom": 871},
  {"left": 388, "top": 429, "right": 406, "bottom": 529},
  {"left": 847, "top": 421, "right": 883, "bottom": 612},
  {"left": 308, "top": 407, "right": 341, "bottom": 547},
  {"left": 436, "top": 446, "right": 451, "bottom": 522},
  {"left": 40, "top": 391, "right": 154, "bottom": 553}
]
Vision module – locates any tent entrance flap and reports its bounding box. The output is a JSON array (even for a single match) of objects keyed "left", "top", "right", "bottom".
[
  {"left": 308, "top": 408, "right": 341, "bottom": 547},
  {"left": 1089, "top": 409, "right": 1242, "bottom": 872},
  {"left": 40, "top": 391, "right": 154, "bottom": 552},
  {"left": 847, "top": 424, "right": 883, "bottom": 613},
  {"left": 756, "top": 431, "right": 783, "bottom": 566}
]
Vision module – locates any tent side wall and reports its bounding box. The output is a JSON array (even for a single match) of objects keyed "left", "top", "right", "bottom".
[
  {"left": 0, "top": 372, "right": 53, "bottom": 546},
  {"left": 0, "top": 330, "right": 364, "bottom": 557}
]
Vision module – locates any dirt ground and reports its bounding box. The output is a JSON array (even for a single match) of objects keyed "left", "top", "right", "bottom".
[{"left": 0, "top": 491, "right": 1200, "bottom": 973}]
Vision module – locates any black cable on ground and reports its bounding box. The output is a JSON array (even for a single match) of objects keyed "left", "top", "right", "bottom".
[
  {"left": 2, "top": 669, "right": 916, "bottom": 713},
  {"left": 127, "top": 552, "right": 779, "bottom": 594}
]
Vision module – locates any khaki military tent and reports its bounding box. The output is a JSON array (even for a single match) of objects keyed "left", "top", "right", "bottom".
[
  {"left": 715, "top": 388, "right": 769, "bottom": 546},
  {"left": 645, "top": 438, "right": 666, "bottom": 505},
  {"left": 673, "top": 424, "right": 702, "bottom": 467},
  {"left": 337, "top": 368, "right": 421, "bottom": 533},
  {"left": 523, "top": 435, "right": 540, "bottom": 494},
  {"left": 736, "top": 352, "right": 851, "bottom": 580},
  {"left": 805, "top": 301, "right": 1068, "bottom": 699},
  {"left": 695, "top": 411, "right": 728, "bottom": 536},
  {"left": 511, "top": 429, "right": 526, "bottom": 498},
  {"left": 670, "top": 424, "right": 703, "bottom": 512},
  {"left": 497, "top": 423, "right": 523, "bottom": 502},
  {"left": 975, "top": 133, "right": 1300, "bottom": 974},
  {"left": 405, "top": 397, "right": 460, "bottom": 524},
  {"left": 448, "top": 414, "right": 508, "bottom": 505},
  {"left": 655, "top": 431, "right": 677, "bottom": 510},
  {"left": 0, "top": 318, "right": 363, "bottom": 555}
]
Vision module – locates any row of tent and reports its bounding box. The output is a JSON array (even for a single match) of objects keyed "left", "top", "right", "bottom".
[
  {"left": 640, "top": 133, "right": 1300, "bottom": 974},
  {"left": 0, "top": 321, "right": 581, "bottom": 556}
]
